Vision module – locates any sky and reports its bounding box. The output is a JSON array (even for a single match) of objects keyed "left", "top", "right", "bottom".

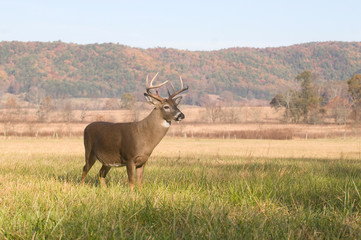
[{"left": 1, "top": 0, "right": 361, "bottom": 51}]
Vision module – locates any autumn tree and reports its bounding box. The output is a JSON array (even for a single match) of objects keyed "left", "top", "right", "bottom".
[
  {"left": 0, "top": 70, "right": 9, "bottom": 95},
  {"left": 322, "top": 81, "right": 350, "bottom": 124},
  {"left": 326, "top": 97, "right": 350, "bottom": 125},
  {"left": 121, "top": 93, "right": 136, "bottom": 110},
  {"left": 296, "top": 71, "right": 325, "bottom": 123},
  {"left": 347, "top": 74, "right": 361, "bottom": 123},
  {"left": 270, "top": 71, "right": 324, "bottom": 123}
]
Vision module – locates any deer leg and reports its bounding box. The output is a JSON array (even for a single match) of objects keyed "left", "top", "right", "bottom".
[
  {"left": 126, "top": 162, "right": 135, "bottom": 191},
  {"left": 81, "top": 152, "right": 96, "bottom": 184},
  {"left": 136, "top": 164, "right": 145, "bottom": 189},
  {"left": 98, "top": 165, "right": 111, "bottom": 188}
]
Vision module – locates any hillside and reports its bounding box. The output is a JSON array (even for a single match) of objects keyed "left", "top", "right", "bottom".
[{"left": 0, "top": 41, "right": 361, "bottom": 102}]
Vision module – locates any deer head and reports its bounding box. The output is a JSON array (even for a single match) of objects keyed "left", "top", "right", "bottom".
[{"left": 144, "top": 73, "right": 189, "bottom": 122}]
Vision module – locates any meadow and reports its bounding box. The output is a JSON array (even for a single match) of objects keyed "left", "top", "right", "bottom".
[{"left": 0, "top": 137, "right": 361, "bottom": 239}]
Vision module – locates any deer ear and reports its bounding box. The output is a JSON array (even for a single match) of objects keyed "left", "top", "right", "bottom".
[
  {"left": 173, "top": 96, "right": 183, "bottom": 105},
  {"left": 144, "top": 93, "right": 155, "bottom": 105}
]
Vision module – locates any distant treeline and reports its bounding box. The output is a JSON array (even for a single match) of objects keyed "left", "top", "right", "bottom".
[{"left": 1, "top": 41, "right": 361, "bottom": 102}]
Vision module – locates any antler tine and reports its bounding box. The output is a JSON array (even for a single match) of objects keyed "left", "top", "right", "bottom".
[
  {"left": 168, "top": 76, "right": 189, "bottom": 99},
  {"left": 146, "top": 72, "right": 168, "bottom": 89},
  {"left": 149, "top": 72, "right": 158, "bottom": 87},
  {"left": 170, "top": 81, "right": 176, "bottom": 92},
  {"left": 179, "top": 76, "right": 184, "bottom": 89},
  {"left": 145, "top": 73, "right": 168, "bottom": 102}
]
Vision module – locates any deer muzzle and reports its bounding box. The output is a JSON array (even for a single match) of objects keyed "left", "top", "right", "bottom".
[{"left": 175, "top": 112, "right": 185, "bottom": 122}]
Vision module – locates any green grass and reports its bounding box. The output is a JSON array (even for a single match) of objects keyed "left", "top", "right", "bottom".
[{"left": 1, "top": 152, "right": 361, "bottom": 239}]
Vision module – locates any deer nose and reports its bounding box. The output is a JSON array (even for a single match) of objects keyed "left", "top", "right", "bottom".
[{"left": 175, "top": 112, "right": 185, "bottom": 121}]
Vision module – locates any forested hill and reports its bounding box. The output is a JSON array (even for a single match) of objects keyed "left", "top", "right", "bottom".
[{"left": 0, "top": 41, "right": 361, "bottom": 101}]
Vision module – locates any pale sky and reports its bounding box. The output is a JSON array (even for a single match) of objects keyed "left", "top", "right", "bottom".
[{"left": 1, "top": 0, "right": 361, "bottom": 50}]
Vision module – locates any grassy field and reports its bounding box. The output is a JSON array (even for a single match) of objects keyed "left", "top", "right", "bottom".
[{"left": 0, "top": 137, "right": 361, "bottom": 239}]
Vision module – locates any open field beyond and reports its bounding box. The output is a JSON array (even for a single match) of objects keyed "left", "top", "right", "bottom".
[
  {"left": 2, "top": 105, "right": 361, "bottom": 140},
  {"left": 1, "top": 137, "right": 361, "bottom": 239}
]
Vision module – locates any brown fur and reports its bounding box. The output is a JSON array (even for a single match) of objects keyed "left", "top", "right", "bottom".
[{"left": 82, "top": 99, "right": 184, "bottom": 190}]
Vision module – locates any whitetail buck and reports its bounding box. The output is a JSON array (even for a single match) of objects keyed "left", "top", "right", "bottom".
[{"left": 82, "top": 73, "right": 188, "bottom": 190}]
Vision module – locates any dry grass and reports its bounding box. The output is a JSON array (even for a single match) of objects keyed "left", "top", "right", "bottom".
[
  {"left": 154, "top": 138, "right": 361, "bottom": 160},
  {"left": 0, "top": 137, "right": 360, "bottom": 160},
  {"left": 1, "top": 121, "right": 359, "bottom": 140},
  {"left": 169, "top": 122, "right": 360, "bottom": 139}
]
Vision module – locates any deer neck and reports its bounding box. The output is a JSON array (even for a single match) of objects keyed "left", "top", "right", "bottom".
[{"left": 138, "top": 108, "right": 170, "bottom": 148}]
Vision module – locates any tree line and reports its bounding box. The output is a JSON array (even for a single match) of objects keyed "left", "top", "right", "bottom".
[{"left": 270, "top": 71, "right": 361, "bottom": 124}]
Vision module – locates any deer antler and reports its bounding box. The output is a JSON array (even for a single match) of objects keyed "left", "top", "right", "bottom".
[
  {"left": 168, "top": 76, "right": 189, "bottom": 99},
  {"left": 145, "top": 72, "right": 168, "bottom": 102}
]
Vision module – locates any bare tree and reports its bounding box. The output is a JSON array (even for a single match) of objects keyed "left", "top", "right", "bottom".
[
  {"left": 270, "top": 90, "right": 296, "bottom": 122},
  {"left": 25, "top": 86, "right": 47, "bottom": 122},
  {"left": 201, "top": 95, "right": 222, "bottom": 123},
  {"left": 132, "top": 102, "right": 146, "bottom": 122},
  {"left": 62, "top": 100, "right": 73, "bottom": 122},
  {"left": 104, "top": 98, "right": 121, "bottom": 110},
  {"left": 219, "top": 91, "right": 239, "bottom": 123},
  {"left": 37, "top": 96, "right": 55, "bottom": 122},
  {"left": 3, "top": 96, "right": 19, "bottom": 135},
  {"left": 26, "top": 86, "right": 46, "bottom": 107},
  {"left": 80, "top": 105, "right": 88, "bottom": 122}
]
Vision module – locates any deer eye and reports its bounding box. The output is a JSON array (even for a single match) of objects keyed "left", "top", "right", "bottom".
[{"left": 164, "top": 105, "right": 170, "bottom": 110}]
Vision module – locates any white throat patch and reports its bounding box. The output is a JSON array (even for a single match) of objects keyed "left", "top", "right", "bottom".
[{"left": 161, "top": 120, "right": 170, "bottom": 128}]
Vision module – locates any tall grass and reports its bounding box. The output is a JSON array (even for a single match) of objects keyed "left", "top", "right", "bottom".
[{"left": 1, "top": 150, "right": 361, "bottom": 239}]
